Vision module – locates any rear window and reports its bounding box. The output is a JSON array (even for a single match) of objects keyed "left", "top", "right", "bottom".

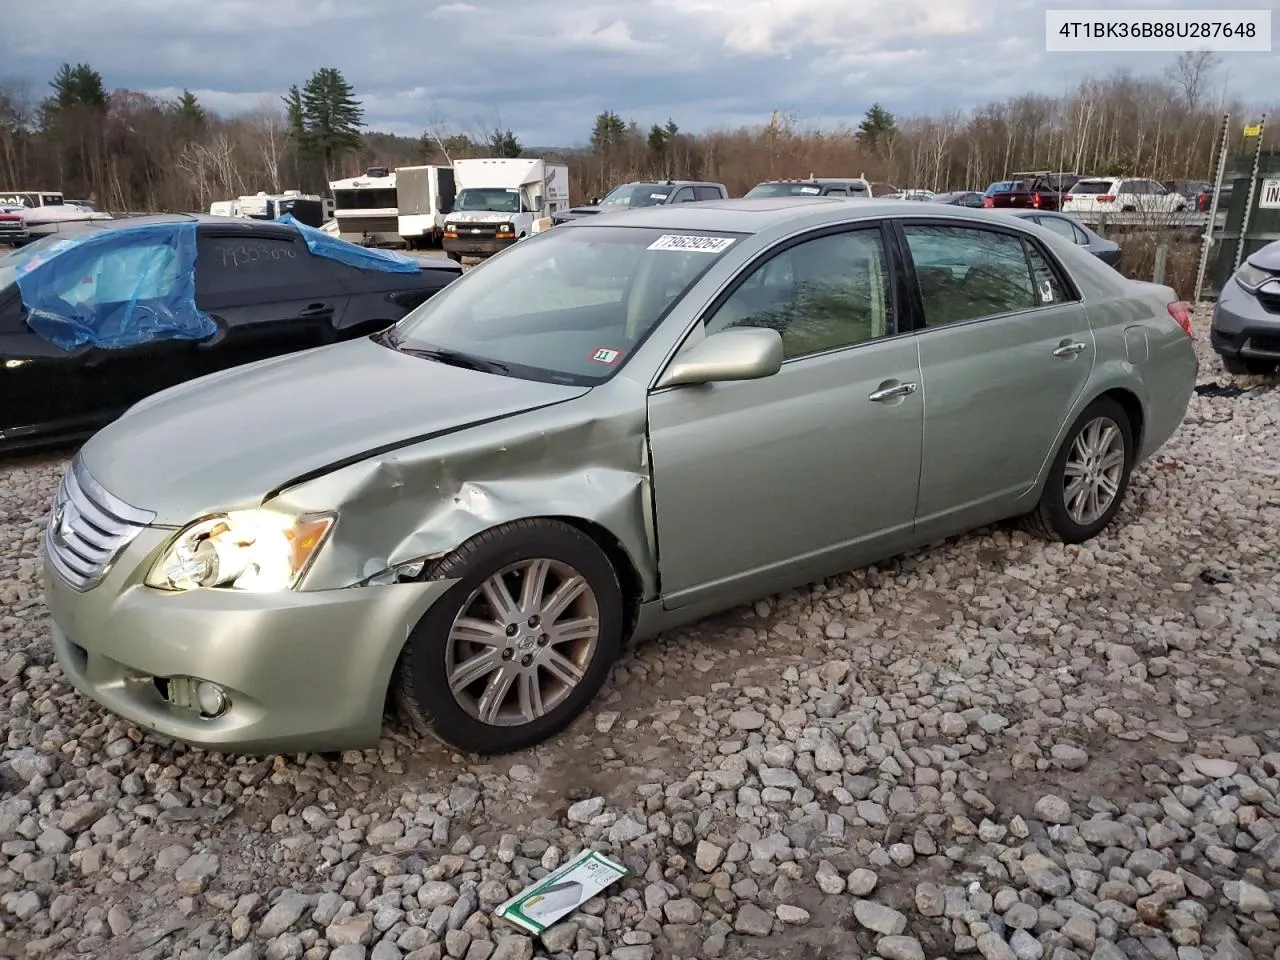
[
  {"left": 985, "top": 182, "right": 1024, "bottom": 195},
  {"left": 1070, "top": 181, "right": 1114, "bottom": 194},
  {"left": 745, "top": 183, "right": 827, "bottom": 198}
]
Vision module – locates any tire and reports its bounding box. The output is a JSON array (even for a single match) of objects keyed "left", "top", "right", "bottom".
[
  {"left": 1221, "top": 353, "right": 1277, "bottom": 376},
  {"left": 446, "top": 251, "right": 462, "bottom": 263},
  {"left": 394, "top": 519, "right": 623, "bottom": 754},
  {"left": 1021, "top": 397, "right": 1134, "bottom": 544}
]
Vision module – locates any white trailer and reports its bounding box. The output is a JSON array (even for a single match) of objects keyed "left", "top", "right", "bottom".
[
  {"left": 396, "top": 165, "right": 457, "bottom": 249},
  {"left": 442, "top": 158, "right": 570, "bottom": 261},
  {"left": 329, "top": 167, "right": 400, "bottom": 246}
]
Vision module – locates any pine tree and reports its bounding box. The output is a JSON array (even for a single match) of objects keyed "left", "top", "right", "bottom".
[
  {"left": 857, "top": 103, "right": 897, "bottom": 147},
  {"left": 487, "top": 129, "right": 521, "bottom": 158},
  {"left": 298, "top": 68, "right": 364, "bottom": 177},
  {"left": 47, "top": 62, "right": 107, "bottom": 113},
  {"left": 173, "top": 89, "right": 205, "bottom": 136}
]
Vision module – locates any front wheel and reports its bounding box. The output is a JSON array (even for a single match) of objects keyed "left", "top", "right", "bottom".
[
  {"left": 1021, "top": 397, "right": 1134, "bottom": 543},
  {"left": 395, "top": 519, "right": 623, "bottom": 754}
]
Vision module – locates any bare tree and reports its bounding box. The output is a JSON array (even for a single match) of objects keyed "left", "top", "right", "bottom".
[
  {"left": 245, "top": 96, "right": 288, "bottom": 191},
  {"left": 1167, "top": 49, "right": 1220, "bottom": 112}
]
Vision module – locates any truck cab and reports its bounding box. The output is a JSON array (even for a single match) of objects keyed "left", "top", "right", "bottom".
[
  {"left": 551, "top": 180, "right": 729, "bottom": 225},
  {"left": 442, "top": 158, "right": 570, "bottom": 261}
]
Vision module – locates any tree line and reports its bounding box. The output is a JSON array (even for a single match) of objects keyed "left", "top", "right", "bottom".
[{"left": 0, "top": 52, "right": 1273, "bottom": 213}]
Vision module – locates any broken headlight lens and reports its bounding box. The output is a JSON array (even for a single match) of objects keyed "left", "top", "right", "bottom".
[
  {"left": 1236, "top": 262, "right": 1276, "bottom": 292},
  {"left": 145, "top": 510, "right": 336, "bottom": 592}
]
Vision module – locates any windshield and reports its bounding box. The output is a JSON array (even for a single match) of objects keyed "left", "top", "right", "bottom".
[
  {"left": 0, "top": 192, "right": 39, "bottom": 208},
  {"left": 389, "top": 225, "right": 742, "bottom": 385},
  {"left": 333, "top": 188, "right": 397, "bottom": 210},
  {"left": 0, "top": 233, "right": 77, "bottom": 290},
  {"left": 599, "top": 184, "right": 670, "bottom": 207},
  {"left": 454, "top": 188, "right": 521, "bottom": 213}
]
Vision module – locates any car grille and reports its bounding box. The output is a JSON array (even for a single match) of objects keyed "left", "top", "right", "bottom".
[
  {"left": 45, "top": 457, "right": 155, "bottom": 591},
  {"left": 452, "top": 224, "right": 499, "bottom": 237},
  {"left": 1256, "top": 287, "right": 1280, "bottom": 315}
]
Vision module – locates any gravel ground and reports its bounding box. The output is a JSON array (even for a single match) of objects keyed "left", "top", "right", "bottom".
[{"left": 1, "top": 306, "right": 1278, "bottom": 960}]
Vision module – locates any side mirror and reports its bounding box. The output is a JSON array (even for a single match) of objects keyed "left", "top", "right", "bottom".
[{"left": 656, "top": 327, "right": 783, "bottom": 389}]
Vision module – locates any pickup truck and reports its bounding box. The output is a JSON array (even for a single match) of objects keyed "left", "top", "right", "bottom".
[
  {"left": 981, "top": 174, "right": 1080, "bottom": 211},
  {"left": 552, "top": 180, "right": 729, "bottom": 225}
]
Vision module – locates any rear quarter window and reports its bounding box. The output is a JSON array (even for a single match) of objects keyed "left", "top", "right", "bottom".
[{"left": 196, "top": 234, "right": 363, "bottom": 297}]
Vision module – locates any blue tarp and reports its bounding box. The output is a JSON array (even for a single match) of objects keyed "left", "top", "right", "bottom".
[
  {"left": 15, "top": 221, "right": 216, "bottom": 351},
  {"left": 277, "top": 213, "right": 420, "bottom": 273}
]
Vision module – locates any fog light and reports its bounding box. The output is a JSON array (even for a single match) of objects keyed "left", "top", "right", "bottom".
[{"left": 195, "top": 681, "right": 229, "bottom": 718}]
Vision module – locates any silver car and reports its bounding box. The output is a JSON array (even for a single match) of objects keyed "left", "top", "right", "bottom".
[
  {"left": 1211, "top": 240, "right": 1280, "bottom": 375},
  {"left": 42, "top": 199, "right": 1198, "bottom": 756}
]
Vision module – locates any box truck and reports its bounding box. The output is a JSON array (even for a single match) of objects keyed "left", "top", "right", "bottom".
[{"left": 442, "top": 158, "right": 570, "bottom": 261}]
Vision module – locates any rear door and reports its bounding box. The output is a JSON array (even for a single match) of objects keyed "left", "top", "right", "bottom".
[
  {"left": 193, "top": 227, "right": 356, "bottom": 375},
  {"left": 896, "top": 219, "right": 1095, "bottom": 534}
]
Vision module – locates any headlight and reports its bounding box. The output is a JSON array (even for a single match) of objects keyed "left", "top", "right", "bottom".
[
  {"left": 145, "top": 510, "right": 336, "bottom": 592},
  {"left": 1236, "top": 262, "right": 1275, "bottom": 291},
  {"left": 500, "top": 223, "right": 514, "bottom": 233}
]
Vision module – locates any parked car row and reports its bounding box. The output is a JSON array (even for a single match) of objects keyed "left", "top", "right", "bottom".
[{"left": 31, "top": 193, "right": 1199, "bottom": 758}]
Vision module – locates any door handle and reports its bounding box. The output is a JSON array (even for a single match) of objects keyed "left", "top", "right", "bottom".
[
  {"left": 299, "top": 303, "right": 333, "bottom": 317},
  {"left": 1052, "top": 341, "right": 1087, "bottom": 358},
  {"left": 868, "top": 381, "right": 917, "bottom": 402}
]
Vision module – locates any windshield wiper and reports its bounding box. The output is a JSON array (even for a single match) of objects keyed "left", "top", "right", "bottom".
[{"left": 401, "top": 346, "right": 510, "bottom": 375}]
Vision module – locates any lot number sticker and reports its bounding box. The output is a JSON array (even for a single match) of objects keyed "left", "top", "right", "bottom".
[
  {"left": 647, "top": 235, "right": 736, "bottom": 253},
  {"left": 591, "top": 348, "right": 620, "bottom": 364}
]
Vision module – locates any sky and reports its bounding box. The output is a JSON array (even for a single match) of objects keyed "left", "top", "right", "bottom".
[{"left": 4, "top": 0, "right": 1276, "bottom": 147}]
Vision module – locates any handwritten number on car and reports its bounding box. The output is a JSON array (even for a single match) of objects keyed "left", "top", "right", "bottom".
[{"left": 219, "top": 242, "right": 298, "bottom": 268}]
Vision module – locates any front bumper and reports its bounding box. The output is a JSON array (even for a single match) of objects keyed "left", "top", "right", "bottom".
[
  {"left": 442, "top": 236, "right": 514, "bottom": 258},
  {"left": 1210, "top": 280, "right": 1280, "bottom": 361},
  {"left": 44, "top": 531, "right": 455, "bottom": 754}
]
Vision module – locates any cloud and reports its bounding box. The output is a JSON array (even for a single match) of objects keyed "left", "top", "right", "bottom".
[{"left": 1, "top": 0, "right": 1273, "bottom": 147}]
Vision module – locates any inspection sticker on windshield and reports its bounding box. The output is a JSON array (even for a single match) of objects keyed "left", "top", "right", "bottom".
[
  {"left": 647, "top": 234, "right": 735, "bottom": 253},
  {"left": 591, "top": 347, "right": 620, "bottom": 364}
]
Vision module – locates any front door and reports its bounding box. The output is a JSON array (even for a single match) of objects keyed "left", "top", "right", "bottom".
[
  {"left": 647, "top": 223, "right": 924, "bottom": 609},
  {"left": 897, "top": 220, "right": 1096, "bottom": 532}
]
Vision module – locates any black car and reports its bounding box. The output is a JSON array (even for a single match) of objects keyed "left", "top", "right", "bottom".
[
  {"left": 0, "top": 214, "right": 461, "bottom": 452},
  {"left": 1003, "top": 210, "right": 1122, "bottom": 269},
  {"left": 933, "top": 190, "right": 985, "bottom": 207}
]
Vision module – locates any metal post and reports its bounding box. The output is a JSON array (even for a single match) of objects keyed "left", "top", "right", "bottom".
[
  {"left": 1194, "top": 113, "right": 1231, "bottom": 303},
  {"left": 1233, "top": 114, "right": 1267, "bottom": 272},
  {"left": 1153, "top": 244, "right": 1168, "bottom": 285}
]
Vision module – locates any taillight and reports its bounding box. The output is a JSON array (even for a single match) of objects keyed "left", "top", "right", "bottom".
[
  {"left": 1064, "top": 194, "right": 1074, "bottom": 202},
  {"left": 982, "top": 197, "right": 994, "bottom": 207},
  {"left": 1032, "top": 194, "right": 1042, "bottom": 208},
  {"left": 1097, "top": 195, "right": 1115, "bottom": 203},
  {"left": 1167, "top": 301, "right": 1193, "bottom": 338}
]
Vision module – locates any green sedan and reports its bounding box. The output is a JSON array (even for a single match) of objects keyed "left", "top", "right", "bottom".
[{"left": 42, "top": 198, "right": 1198, "bottom": 755}]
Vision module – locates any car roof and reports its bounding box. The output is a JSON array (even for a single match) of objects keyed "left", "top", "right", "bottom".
[
  {"left": 562, "top": 197, "right": 1059, "bottom": 234},
  {"left": 70, "top": 213, "right": 303, "bottom": 238}
]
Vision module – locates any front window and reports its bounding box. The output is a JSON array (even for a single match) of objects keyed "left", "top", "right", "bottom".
[
  {"left": 744, "top": 182, "right": 826, "bottom": 198},
  {"left": 389, "top": 225, "right": 742, "bottom": 385},
  {"left": 333, "top": 188, "right": 397, "bottom": 210},
  {"left": 599, "top": 184, "right": 670, "bottom": 207},
  {"left": 453, "top": 188, "right": 521, "bottom": 213}
]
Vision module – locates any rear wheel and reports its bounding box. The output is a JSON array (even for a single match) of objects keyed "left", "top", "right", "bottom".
[
  {"left": 1022, "top": 397, "right": 1134, "bottom": 543},
  {"left": 395, "top": 519, "right": 623, "bottom": 754},
  {"left": 446, "top": 251, "right": 462, "bottom": 263},
  {"left": 1221, "top": 353, "right": 1277, "bottom": 376}
]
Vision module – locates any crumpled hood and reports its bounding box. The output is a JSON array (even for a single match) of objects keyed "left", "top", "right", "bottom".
[
  {"left": 447, "top": 211, "right": 518, "bottom": 224},
  {"left": 78, "top": 337, "right": 590, "bottom": 524}
]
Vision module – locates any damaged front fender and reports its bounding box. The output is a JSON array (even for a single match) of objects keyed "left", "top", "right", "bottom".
[{"left": 269, "top": 389, "right": 658, "bottom": 600}]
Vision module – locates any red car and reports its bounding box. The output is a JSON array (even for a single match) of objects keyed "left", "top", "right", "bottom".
[{"left": 982, "top": 173, "right": 1080, "bottom": 212}]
